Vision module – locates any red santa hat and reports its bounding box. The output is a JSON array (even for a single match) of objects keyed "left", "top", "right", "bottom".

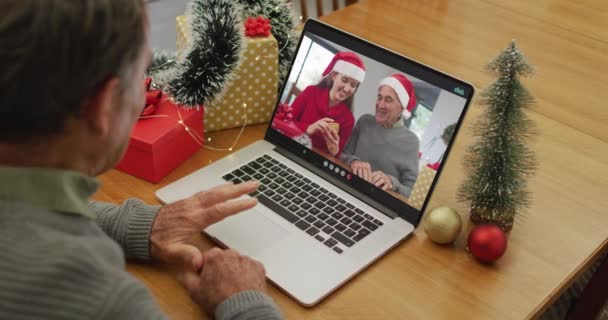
[
  {"left": 322, "top": 51, "right": 366, "bottom": 83},
  {"left": 378, "top": 74, "right": 417, "bottom": 119}
]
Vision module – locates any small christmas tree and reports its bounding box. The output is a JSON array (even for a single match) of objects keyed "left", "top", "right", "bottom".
[{"left": 458, "top": 40, "right": 537, "bottom": 231}]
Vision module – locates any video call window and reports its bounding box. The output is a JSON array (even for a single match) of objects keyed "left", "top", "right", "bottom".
[{"left": 273, "top": 34, "right": 467, "bottom": 209}]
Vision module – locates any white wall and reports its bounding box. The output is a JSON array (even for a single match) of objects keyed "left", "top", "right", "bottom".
[
  {"left": 351, "top": 59, "right": 394, "bottom": 119},
  {"left": 324, "top": 42, "right": 399, "bottom": 119},
  {"left": 147, "top": 0, "right": 190, "bottom": 50}
]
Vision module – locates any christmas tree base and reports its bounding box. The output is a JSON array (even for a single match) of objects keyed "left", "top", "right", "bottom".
[
  {"left": 457, "top": 41, "right": 537, "bottom": 231},
  {"left": 470, "top": 207, "right": 514, "bottom": 232}
]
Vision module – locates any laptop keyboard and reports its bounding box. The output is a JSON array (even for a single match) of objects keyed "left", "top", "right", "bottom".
[{"left": 221, "top": 154, "right": 384, "bottom": 254}]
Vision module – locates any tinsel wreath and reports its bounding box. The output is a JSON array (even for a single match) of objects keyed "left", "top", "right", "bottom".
[
  {"left": 147, "top": 50, "right": 179, "bottom": 89},
  {"left": 146, "top": 0, "right": 297, "bottom": 108},
  {"left": 149, "top": 0, "right": 245, "bottom": 107}
]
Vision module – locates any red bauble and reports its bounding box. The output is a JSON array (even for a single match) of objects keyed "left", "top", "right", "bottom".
[{"left": 467, "top": 224, "right": 507, "bottom": 263}]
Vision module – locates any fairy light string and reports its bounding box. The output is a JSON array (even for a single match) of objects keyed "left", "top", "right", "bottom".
[
  {"left": 139, "top": 98, "right": 249, "bottom": 152},
  {"left": 142, "top": 11, "right": 293, "bottom": 152}
]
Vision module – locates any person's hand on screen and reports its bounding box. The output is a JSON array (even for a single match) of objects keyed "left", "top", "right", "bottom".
[
  {"left": 371, "top": 171, "right": 393, "bottom": 191},
  {"left": 306, "top": 118, "right": 335, "bottom": 136},
  {"left": 350, "top": 160, "right": 372, "bottom": 182},
  {"left": 321, "top": 128, "right": 340, "bottom": 156}
]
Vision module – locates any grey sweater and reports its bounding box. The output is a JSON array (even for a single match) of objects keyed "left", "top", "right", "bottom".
[
  {"left": 340, "top": 114, "right": 420, "bottom": 197},
  {"left": 0, "top": 167, "right": 282, "bottom": 320}
]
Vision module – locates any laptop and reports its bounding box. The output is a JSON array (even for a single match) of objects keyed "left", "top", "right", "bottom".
[{"left": 156, "top": 19, "right": 474, "bottom": 306}]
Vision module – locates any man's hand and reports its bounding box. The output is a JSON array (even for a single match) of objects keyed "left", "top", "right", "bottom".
[
  {"left": 179, "top": 248, "right": 267, "bottom": 315},
  {"left": 351, "top": 160, "right": 372, "bottom": 182},
  {"left": 371, "top": 171, "right": 393, "bottom": 191},
  {"left": 150, "top": 181, "right": 259, "bottom": 270}
]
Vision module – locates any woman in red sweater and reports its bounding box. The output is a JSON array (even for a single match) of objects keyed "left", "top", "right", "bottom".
[{"left": 291, "top": 52, "right": 366, "bottom": 156}]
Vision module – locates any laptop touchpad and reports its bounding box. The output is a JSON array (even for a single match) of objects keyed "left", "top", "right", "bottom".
[{"left": 205, "top": 209, "right": 290, "bottom": 256}]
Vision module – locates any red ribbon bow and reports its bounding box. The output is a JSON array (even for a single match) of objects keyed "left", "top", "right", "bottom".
[
  {"left": 142, "top": 77, "right": 162, "bottom": 117},
  {"left": 272, "top": 103, "right": 305, "bottom": 138},
  {"left": 275, "top": 103, "right": 294, "bottom": 121},
  {"left": 427, "top": 161, "right": 440, "bottom": 171},
  {"left": 244, "top": 16, "right": 272, "bottom": 37}
]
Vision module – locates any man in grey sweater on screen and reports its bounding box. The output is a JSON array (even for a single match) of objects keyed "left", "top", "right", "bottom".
[
  {"left": 0, "top": 1, "right": 281, "bottom": 319},
  {"left": 340, "top": 74, "right": 420, "bottom": 197}
]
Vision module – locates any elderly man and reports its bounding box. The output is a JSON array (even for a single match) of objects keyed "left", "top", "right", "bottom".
[
  {"left": 340, "top": 74, "right": 420, "bottom": 197},
  {"left": 0, "top": 1, "right": 281, "bottom": 319}
]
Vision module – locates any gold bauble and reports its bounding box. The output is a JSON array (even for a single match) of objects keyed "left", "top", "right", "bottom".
[{"left": 423, "top": 206, "right": 462, "bottom": 244}]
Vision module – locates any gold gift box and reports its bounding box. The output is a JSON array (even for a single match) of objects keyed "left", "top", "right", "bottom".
[
  {"left": 176, "top": 15, "right": 279, "bottom": 132},
  {"left": 409, "top": 166, "right": 437, "bottom": 209}
]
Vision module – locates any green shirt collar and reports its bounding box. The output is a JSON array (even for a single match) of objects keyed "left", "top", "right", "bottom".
[
  {"left": 381, "top": 117, "right": 406, "bottom": 128},
  {"left": 392, "top": 117, "right": 406, "bottom": 128},
  {"left": 0, "top": 166, "right": 100, "bottom": 218}
]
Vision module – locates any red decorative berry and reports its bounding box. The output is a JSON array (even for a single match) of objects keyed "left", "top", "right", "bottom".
[{"left": 244, "top": 16, "right": 272, "bottom": 37}]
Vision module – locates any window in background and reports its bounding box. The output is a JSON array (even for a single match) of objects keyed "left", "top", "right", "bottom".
[
  {"left": 293, "top": 42, "right": 334, "bottom": 90},
  {"left": 281, "top": 35, "right": 337, "bottom": 105},
  {"left": 409, "top": 104, "right": 433, "bottom": 141},
  {"left": 407, "top": 81, "right": 441, "bottom": 140}
]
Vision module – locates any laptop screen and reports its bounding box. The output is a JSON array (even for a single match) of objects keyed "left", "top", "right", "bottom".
[{"left": 266, "top": 20, "right": 473, "bottom": 225}]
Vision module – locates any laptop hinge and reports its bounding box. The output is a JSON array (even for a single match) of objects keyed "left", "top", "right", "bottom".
[{"left": 273, "top": 146, "right": 399, "bottom": 220}]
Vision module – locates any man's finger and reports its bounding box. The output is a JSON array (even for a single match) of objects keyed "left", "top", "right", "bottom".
[
  {"left": 204, "top": 247, "right": 224, "bottom": 259},
  {"left": 168, "top": 244, "right": 204, "bottom": 271},
  {"left": 354, "top": 167, "right": 362, "bottom": 179},
  {"left": 381, "top": 176, "right": 392, "bottom": 190},
  {"left": 384, "top": 179, "right": 392, "bottom": 190},
  {"left": 204, "top": 197, "right": 258, "bottom": 226},
  {"left": 363, "top": 169, "right": 371, "bottom": 182},
  {"left": 357, "top": 168, "right": 364, "bottom": 179},
  {"left": 196, "top": 181, "right": 259, "bottom": 207},
  {"left": 370, "top": 172, "right": 381, "bottom": 186},
  {"left": 370, "top": 173, "right": 381, "bottom": 184},
  {"left": 177, "top": 269, "right": 201, "bottom": 294}
]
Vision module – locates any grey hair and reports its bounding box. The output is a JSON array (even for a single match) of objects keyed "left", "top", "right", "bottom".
[{"left": 0, "top": 0, "right": 146, "bottom": 141}]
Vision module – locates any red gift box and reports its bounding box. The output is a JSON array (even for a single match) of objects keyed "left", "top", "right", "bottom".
[
  {"left": 271, "top": 103, "right": 304, "bottom": 138},
  {"left": 115, "top": 95, "right": 204, "bottom": 183}
]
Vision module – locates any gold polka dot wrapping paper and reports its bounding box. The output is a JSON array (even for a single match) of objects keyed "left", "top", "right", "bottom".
[{"left": 176, "top": 15, "right": 279, "bottom": 132}]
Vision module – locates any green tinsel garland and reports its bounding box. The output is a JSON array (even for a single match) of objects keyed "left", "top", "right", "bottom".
[{"left": 147, "top": 0, "right": 297, "bottom": 108}]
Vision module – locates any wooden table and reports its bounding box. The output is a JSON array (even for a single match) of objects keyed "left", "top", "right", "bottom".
[{"left": 94, "top": 0, "right": 608, "bottom": 318}]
